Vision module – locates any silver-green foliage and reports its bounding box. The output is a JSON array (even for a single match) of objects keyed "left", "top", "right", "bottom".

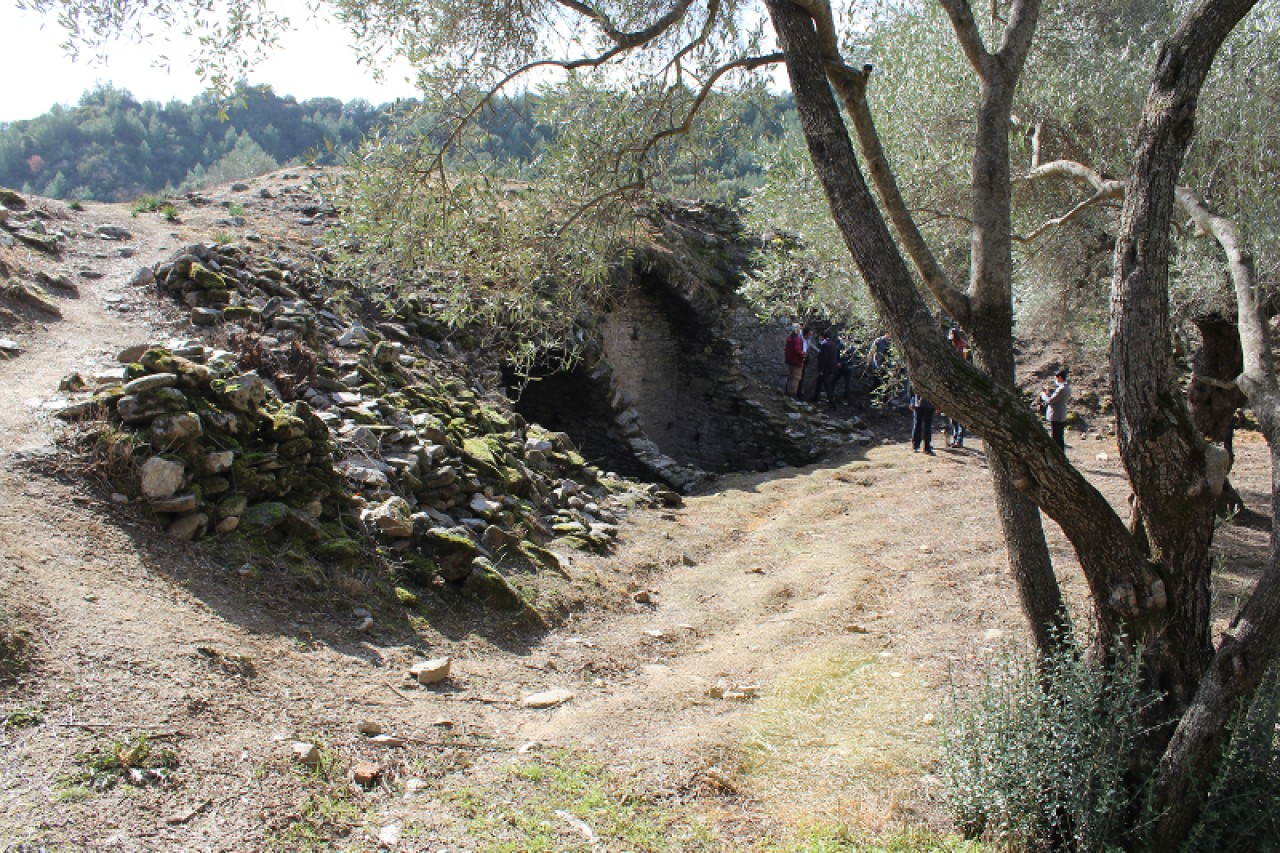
[
  {"left": 329, "top": 72, "right": 778, "bottom": 372},
  {"left": 941, "top": 637, "right": 1157, "bottom": 851},
  {"left": 1182, "top": 664, "right": 1280, "bottom": 851}
]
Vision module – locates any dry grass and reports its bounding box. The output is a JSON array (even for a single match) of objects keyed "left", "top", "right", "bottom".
[{"left": 739, "top": 651, "right": 939, "bottom": 833}]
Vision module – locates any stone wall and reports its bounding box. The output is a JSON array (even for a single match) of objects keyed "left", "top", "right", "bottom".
[
  {"left": 729, "top": 308, "right": 792, "bottom": 396},
  {"left": 599, "top": 287, "right": 717, "bottom": 467}
]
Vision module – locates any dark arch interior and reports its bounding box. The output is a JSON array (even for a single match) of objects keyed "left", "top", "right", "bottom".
[{"left": 506, "top": 363, "right": 647, "bottom": 479}]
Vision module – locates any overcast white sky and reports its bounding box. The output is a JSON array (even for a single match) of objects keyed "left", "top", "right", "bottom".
[{"left": 0, "top": 2, "right": 421, "bottom": 123}]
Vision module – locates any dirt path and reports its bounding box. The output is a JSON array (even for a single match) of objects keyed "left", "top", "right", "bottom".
[{"left": 0, "top": 187, "right": 1272, "bottom": 851}]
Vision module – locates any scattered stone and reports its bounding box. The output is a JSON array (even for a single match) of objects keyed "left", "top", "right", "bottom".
[
  {"left": 377, "top": 823, "right": 402, "bottom": 847},
  {"left": 410, "top": 657, "right": 452, "bottom": 685},
  {"left": 368, "top": 734, "right": 406, "bottom": 748},
  {"left": 352, "top": 761, "right": 382, "bottom": 787},
  {"left": 403, "top": 777, "right": 428, "bottom": 795},
  {"left": 117, "top": 343, "right": 149, "bottom": 363},
  {"left": 364, "top": 497, "right": 414, "bottom": 537},
  {"left": 96, "top": 224, "right": 132, "bottom": 241},
  {"left": 0, "top": 338, "right": 21, "bottom": 355},
  {"left": 168, "top": 512, "right": 208, "bottom": 540},
  {"left": 357, "top": 721, "right": 383, "bottom": 736},
  {"left": 291, "top": 742, "right": 320, "bottom": 765},
  {"left": 201, "top": 450, "right": 235, "bottom": 474},
  {"left": 59, "top": 373, "right": 88, "bottom": 392},
  {"left": 151, "top": 494, "right": 199, "bottom": 513},
  {"left": 633, "top": 590, "right": 653, "bottom": 604},
  {"left": 521, "top": 688, "right": 574, "bottom": 709}
]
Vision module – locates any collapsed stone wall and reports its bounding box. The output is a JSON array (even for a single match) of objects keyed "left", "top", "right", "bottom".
[{"left": 57, "top": 240, "right": 675, "bottom": 622}]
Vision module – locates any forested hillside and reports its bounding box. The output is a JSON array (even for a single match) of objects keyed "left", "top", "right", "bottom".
[
  {"left": 0, "top": 83, "right": 792, "bottom": 204},
  {"left": 0, "top": 84, "right": 388, "bottom": 201}
]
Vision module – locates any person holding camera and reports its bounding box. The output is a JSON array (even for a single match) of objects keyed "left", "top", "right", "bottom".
[{"left": 1040, "top": 368, "right": 1072, "bottom": 451}]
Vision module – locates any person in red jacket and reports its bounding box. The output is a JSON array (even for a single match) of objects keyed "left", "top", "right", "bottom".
[{"left": 784, "top": 323, "right": 806, "bottom": 398}]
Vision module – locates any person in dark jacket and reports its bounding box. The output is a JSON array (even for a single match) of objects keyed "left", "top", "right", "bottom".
[
  {"left": 814, "top": 331, "right": 842, "bottom": 410},
  {"left": 910, "top": 385, "right": 936, "bottom": 454}
]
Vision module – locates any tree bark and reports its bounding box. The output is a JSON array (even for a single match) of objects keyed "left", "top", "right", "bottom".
[
  {"left": 1105, "top": 0, "right": 1262, "bottom": 841},
  {"left": 1188, "top": 315, "right": 1247, "bottom": 512},
  {"left": 1110, "top": 0, "right": 1256, "bottom": 705}
]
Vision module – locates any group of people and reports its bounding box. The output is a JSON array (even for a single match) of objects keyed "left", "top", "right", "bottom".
[
  {"left": 784, "top": 322, "right": 1073, "bottom": 454},
  {"left": 784, "top": 324, "right": 856, "bottom": 410}
]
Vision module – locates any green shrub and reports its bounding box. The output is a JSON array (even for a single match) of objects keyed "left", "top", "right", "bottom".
[
  {"left": 130, "top": 194, "right": 167, "bottom": 215},
  {"left": 1182, "top": 664, "right": 1280, "bottom": 851},
  {"left": 941, "top": 636, "right": 1157, "bottom": 851}
]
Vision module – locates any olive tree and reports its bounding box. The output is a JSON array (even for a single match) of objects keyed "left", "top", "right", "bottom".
[{"left": 27, "top": 0, "right": 1279, "bottom": 843}]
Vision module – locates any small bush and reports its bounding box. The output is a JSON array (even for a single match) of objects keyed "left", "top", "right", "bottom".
[
  {"left": 130, "top": 194, "right": 168, "bottom": 215},
  {"left": 1182, "top": 663, "right": 1280, "bottom": 851},
  {"left": 941, "top": 636, "right": 1158, "bottom": 851},
  {"left": 226, "top": 330, "right": 316, "bottom": 401}
]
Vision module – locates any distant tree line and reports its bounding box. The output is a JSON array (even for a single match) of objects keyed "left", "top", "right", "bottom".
[
  {"left": 0, "top": 83, "right": 390, "bottom": 201},
  {"left": 0, "top": 81, "right": 791, "bottom": 204}
]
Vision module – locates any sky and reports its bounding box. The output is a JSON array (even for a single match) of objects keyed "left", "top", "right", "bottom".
[{"left": 0, "top": 2, "right": 421, "bottom": 123}]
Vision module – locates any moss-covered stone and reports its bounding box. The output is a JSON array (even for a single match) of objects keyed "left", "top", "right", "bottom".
[
  {"left": 475, "top": 405, "right": 512, "bottom": 434},
  {"left": 462, "top": 436, "right": 499, "bottom": 468},
  {"left": 394, "top": 586, "right": 418, "bottom": 606},
  {"left": 277, "top": 438, "right": 313, "bottom": 459},
  {"left": 400, "top": 552, "right": 439, "bottom": 584},
  {"left": 240, "top": 501, "right": 290, "bottom": 532},
  {"left": 463, "top": 558, "right": 527, "bottom": 612},
  {"left": 519, "top": 541, "right": 564, "bottom": 574},
  {"left": 189, "top": 261, "right": 230, "bottom": 290},
  {"left": 264, "top": 407, "right": 308, "bottom": 442},
  {"left": 422, "top": 527, "right": 478, "bottom": 557},
  {"left": 199, "top": 476, "right": 231, "bottom": 495},
  {"left": 313, "top": 537, "right": 364, "bottom": 566},
  {"left": 222, "top": 305, "right": 261, "bottom": 324},
  {"left": 217, "top": 494, "right": 249, "bottom": 520}
]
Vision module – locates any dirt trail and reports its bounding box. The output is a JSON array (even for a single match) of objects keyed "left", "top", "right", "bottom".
[{"left": 0, "top": 188, "right": 1271, "bottom": 851}]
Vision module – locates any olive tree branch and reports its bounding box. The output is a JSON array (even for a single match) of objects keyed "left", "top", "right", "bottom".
[
  {"left": 938, "top": 0, "right": 991, "bottom": 75},
  {"left": 826, "top": 61, "right": 972, "bottom": 325},
  {"left": 554, "top": 0, "right": 698, "bottom": 49},
  {"left": 622, "top": 52, "right": 784, "bottom": 168}
]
